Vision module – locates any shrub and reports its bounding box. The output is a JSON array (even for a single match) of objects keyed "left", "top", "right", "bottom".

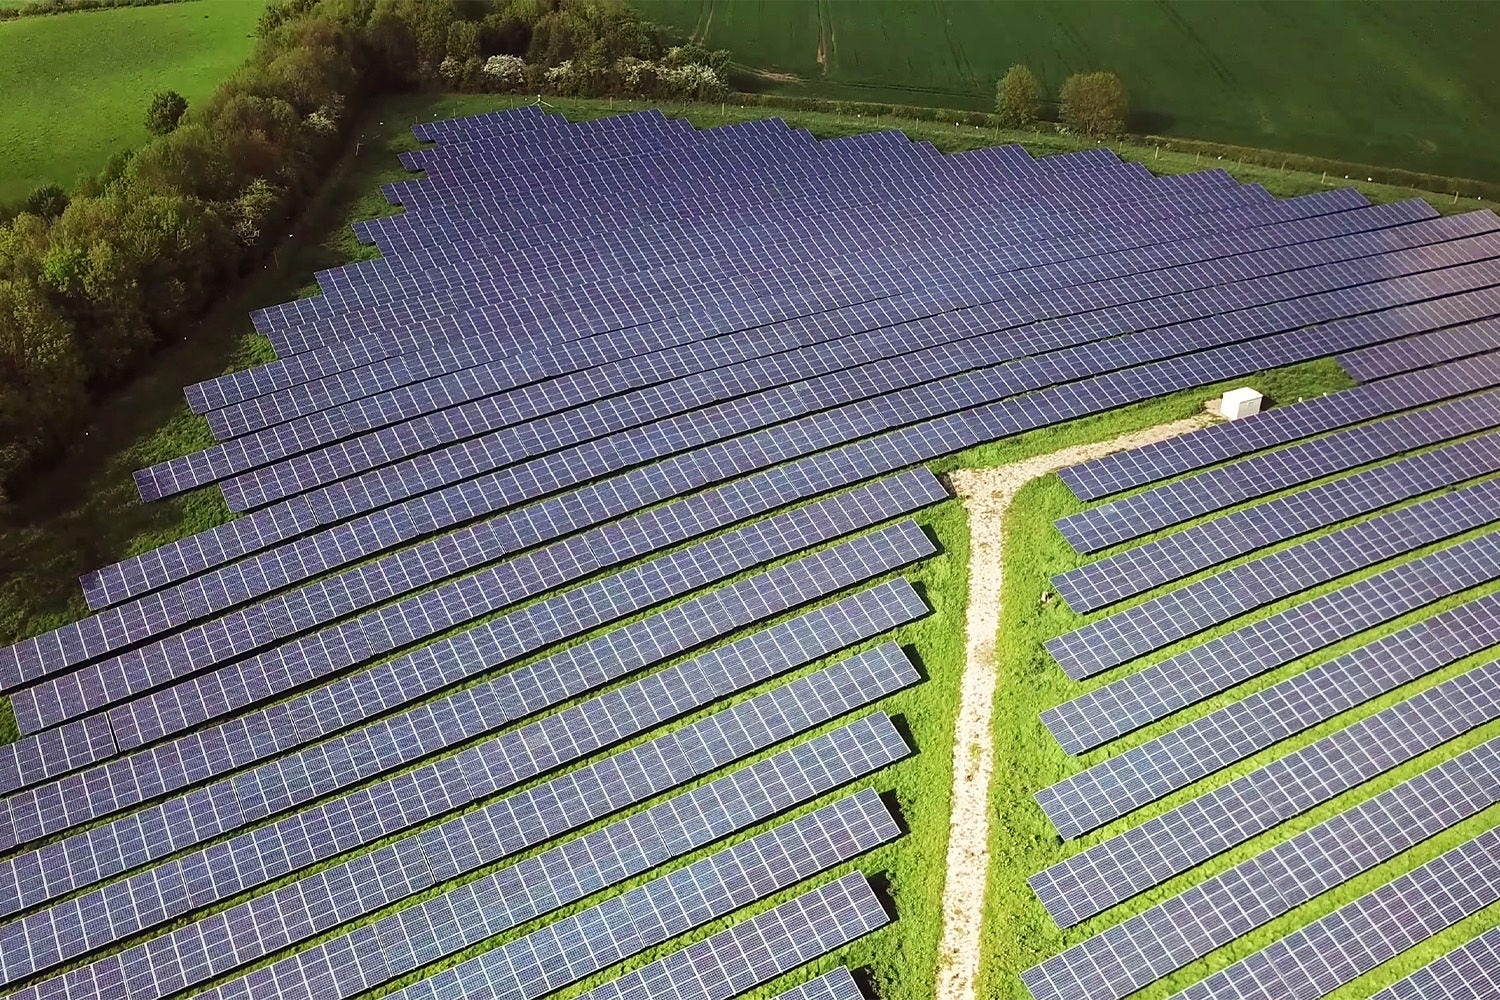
[
  {"left": 1059, "top": 71, "right": 1128, "bottom": 137},
  {"left": 22, "top": 185, "right": 69, "bottom": 220},
  {"left": 482, "top": 53, "right": 529, "bottom": 92},
  {"left": 995, "top": 64, "right": 1042, "bottom": 128},
  {"left": 144, "top": 90, "right": 188, "bottom": 136}
]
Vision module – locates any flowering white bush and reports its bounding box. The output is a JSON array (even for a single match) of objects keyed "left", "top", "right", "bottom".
[
  {"left": 661, "top": 62, "right": 727, "bottom": 101},
  {"left": 483, "top": 54, "right": 528, "bottom": 92}
]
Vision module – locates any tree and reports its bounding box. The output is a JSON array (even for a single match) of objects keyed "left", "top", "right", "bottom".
[
  {"left": 22, "top": 184, "right": 69, "bottom": 219},
  {"left": 1059, "top": 72, "right": 1127, "bottom": 137},
  {"left": 145, "top": 90, "right": 189, "bottom": 136},
  {"left": 995, "top": 64, "right": 1042, "bottom": 128}
]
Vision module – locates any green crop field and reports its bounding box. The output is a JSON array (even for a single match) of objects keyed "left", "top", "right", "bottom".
[
  {"left": 2, "top": 91, "right": 1496, "bottom": 1000},
  {"left": 633, "top": 0, "right": 1500, "bottom": 183},
  {"left": 0, "top": 0, "right": 263, "bottom": 203}
]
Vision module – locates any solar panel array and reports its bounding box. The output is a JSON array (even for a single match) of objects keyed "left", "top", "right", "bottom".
[
  {"left": 1368, "top": 926, "right": 1500, "bottom": 1000},
  {"left": 1023, "top": 272, "right": 1500, "bottom": 1000},
  {"left": 5, "top": 104, "right": 1500, "bottom": 1000}
]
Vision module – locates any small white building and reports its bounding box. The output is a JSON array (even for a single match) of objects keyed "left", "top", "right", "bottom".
[{"left": 1219, "top": 386, "right": 1263, "bottom": 420}]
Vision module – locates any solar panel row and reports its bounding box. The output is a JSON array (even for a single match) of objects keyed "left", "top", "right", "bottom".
[
  {"left": 10, "top": 468, "right": 942, "bottom": 736},
  {"left": 203, "top": 194, "right": 1416, "bottom": 448},
  {"left": 1030, "top": 655, "right": 1500, "bottom": 925},
  {"left": 1340, "top": 317, "right": 1500, "bottom": 381},
  {"left": 1022, "top": 737, "right": 1500, "bottom": 1000},
  {"left": 95, "top": 256, "right": 1500, "bottom": 640},
  {"left": 1057, "top": 349, "right": 1500, "bottom": 501},
  {"left": 1057, "top": 382, "right": 1500, "bottom": 553},
  {"left": 19, "top": 714, "right": 906, "bottom": 1000},
  {"left": 1167, "top": 825, "right": 1500, "bottom": 1000},
  {"left": 142, "top": 200, "right": 1457, "bottom": 500},
  {"left": 1043, "top": 529, "right": 1500, "bottom": 754},
  {"left": 0, "top": 644, "right": 919, "bottom": 983},
  {"left": 1045, "top": 475, "right": 1500, "bottom": 678},
  {"left": 1367, "top": 926, "right": 1500, "bottom": 1000},
  {"left": 377, "top": 790, "right": 897, "bottom": 1000},
  {"left": 572, "top": 883, "right": 884, "bottom": 1000},
  {"left": 190, "top": 186, "right": 1369, "bottom": 443},
  {"left": 6, "top": 453, "right": 944, "bottom": 702},
  {"left": 0, "top": 521, "right": 927, "bottom": 804},
  {"left": 1053, "top": 424, "right": 1500, "bottom": 613},
  {"left": 1036, "top": 591, "right": 1500, "bottom": 840},
  {"left": 1, "top": 574, "right": 924, "bottom": 856}
]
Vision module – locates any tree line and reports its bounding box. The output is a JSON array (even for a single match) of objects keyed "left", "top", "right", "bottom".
[
  {"left": 0, "top": 0, "right": 728, "bottom": 501},
  {"left": 995, "top": 64, "right": 1128, "bottom": 138}
]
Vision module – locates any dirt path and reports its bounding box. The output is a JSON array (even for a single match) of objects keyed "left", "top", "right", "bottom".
[{"left": 934, "top": 416, "right": 1214, "bottom": 1000}]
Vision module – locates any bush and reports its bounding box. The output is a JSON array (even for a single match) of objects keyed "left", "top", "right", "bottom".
[
  {"left": 145, "top": 90, "right": 189, "bottom": 136},
  {"left": 22, "top": 185, "right": 69, "bottom": 219},
  {"left": 483, "top": 53, "right": 529, "bottom": 92},
  {"left": 995, "top": 64, "right": 1042, "bottom": 128},
  {"left": 1059, "top": 71, "right": 1127, "bottom": 137}
]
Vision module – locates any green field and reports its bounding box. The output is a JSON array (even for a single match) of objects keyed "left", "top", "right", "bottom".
[
  {"left": 0, "top": 0, "right": 262, "bottom": 203},
  {"left": 2, "top": 92, "right": 1497, "bottom": 1000},
  {"left": 633, "top": 0, "right": 1500, "bottom": 182}
]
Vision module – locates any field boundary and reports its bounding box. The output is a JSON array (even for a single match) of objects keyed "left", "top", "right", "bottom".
[{"left": 723, "top": 89, "right": 1500, "bottom": 202}]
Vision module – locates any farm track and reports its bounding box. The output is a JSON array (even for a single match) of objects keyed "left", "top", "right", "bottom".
[{"left": 937, "top": 415, "right": 1214, "bottom": 1000}]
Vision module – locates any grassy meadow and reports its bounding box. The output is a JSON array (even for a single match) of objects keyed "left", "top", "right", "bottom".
[
  {"left": 634, "top": 0, "right": 1500, "bottom": 183},
  {"left": 0, "top": 91, "right": 1495, "bottom": 999},
  {"left": 0, "top": 0, "right": 263, "bottom": 202}
]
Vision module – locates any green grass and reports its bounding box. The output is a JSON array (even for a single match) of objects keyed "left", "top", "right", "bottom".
[
  {"left": 0, "top": 0, "right": 263, "bottom": 202},
  {"left": 1, "top": 91, "right": 1496, "bottom": 1000},
  {"left": 633, "top": 0, "right": 1500, "bottom": 183}
]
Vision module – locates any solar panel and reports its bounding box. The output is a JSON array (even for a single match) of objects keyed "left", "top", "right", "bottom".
[
  {"left": 1165, "top": 826, "right": 1500, "bottom": 1000},
  {"left": 2, "top": 574, "right": 926, "bottom": 848},
  {"left": 0, "top": 641, "right": 919, "bottom": 977},
  {"left": 1056, "top": 386, "right": 1500, "bottom": 553},
  {"left": 573, "top": 882, "right": 886, "bottom": 1000},
  {"left": 1366, "top": 926, "right": 1500, "bottom": 1000},
  {"left": 1057, "top": 350, "right": 1500, "bottom": 502},
  {"left": 1036, "top": 592, "right": 1500, "bottom": 841},
  {"left": 1022, "top": 737, "right": 1500, "bottom": 1000},
  {"left": 1043, "top": 530, "right": 1500, "bottom": 754},
  {"left": 1045, "top": 475, "right": 1500, "bottom": 677},
  {"left": 1030, "top": 655, "right": 1500, "bottom": 926},
  {"left": 1053, "top": 427, "right": 1500, "bottom": 613},
  {"left": 10, "top": 468, "right": 944, "bottom": 734},
  {"left": 769, "top": 968, "right": 870, "bottom": 1000},
  {"left": 379, "top": 790, "right": 899, "bottom": 1000},
  {"left": 28, "top": 714, "right": 907, "bottom": 1000}
]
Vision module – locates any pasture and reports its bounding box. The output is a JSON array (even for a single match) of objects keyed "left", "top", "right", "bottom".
[
  {"left": 633, "top": 0, "right": 1500, "bottom": 182},
  {"left": 0, "top": 0, "right": 262, "bottom": 203}
]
